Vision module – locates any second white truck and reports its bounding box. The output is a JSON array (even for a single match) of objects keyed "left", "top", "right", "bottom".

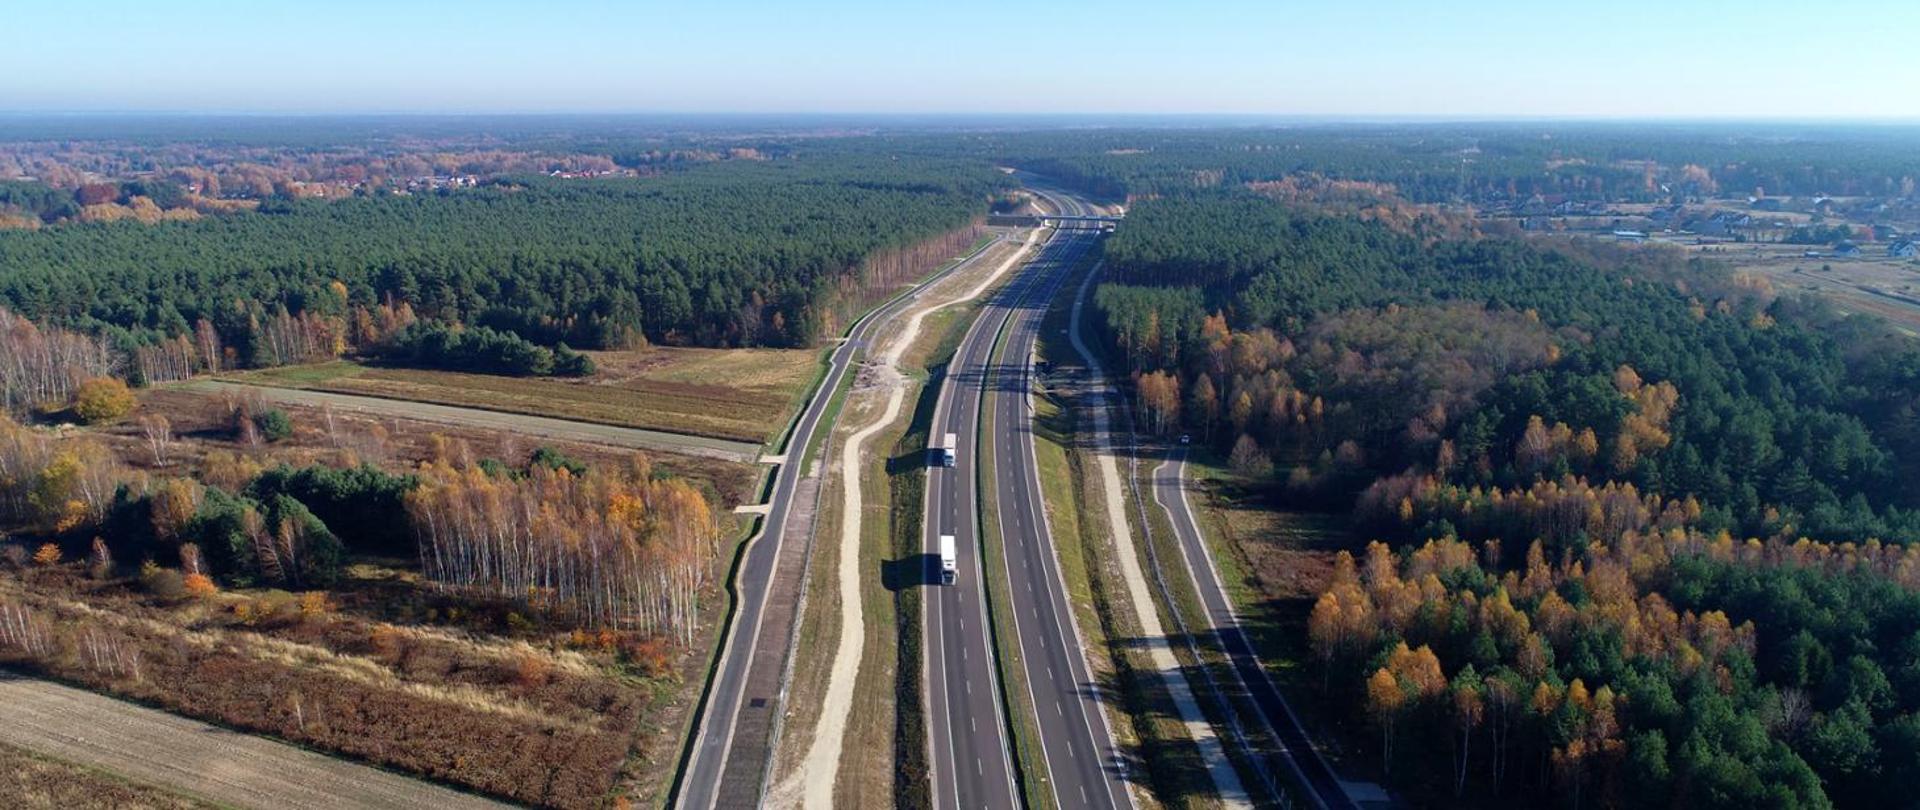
[
  {"left": 938, "top": 432, "right": 958, "bottom": 467},
  {"left": 938, "top": 533, "right": 957, "bottom": 585}
]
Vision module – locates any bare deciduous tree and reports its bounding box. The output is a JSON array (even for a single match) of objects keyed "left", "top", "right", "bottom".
[
  {"left": 407, "top": 454, "right": 720, "bottom": 643},
  {"left": 320, "top": 402, "right": 340, "bottom": 447},
  {"left": 140, "top": 413, "right": 174, "bottom": 467},
  {"left": 0, "top": 308, "right": 119, "bottom": 413}
]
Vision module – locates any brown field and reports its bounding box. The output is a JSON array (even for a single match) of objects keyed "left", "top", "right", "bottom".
[
  {"left": 0, "top": 337, "right": 809, "bottom": 810},
  {"left": 1681, "top": 241, "right": 1920, "bottom": 335},
  {"left": 224, "top": 345, "right": 819, "bottom": 446},
  {"left": 0, "top": 381, "right": 761, "bottom": 809},
  {"left": 0, "top": 553, "right": 731, "bottom": 809},
  {"left": 0, "top": 741, "right": 215, "bottom": 810}
]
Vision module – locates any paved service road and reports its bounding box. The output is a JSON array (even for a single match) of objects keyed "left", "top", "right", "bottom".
[
  {"left": 677, "top": 237, "right": 1003, "bottom": 810},
  {"left": 1152, "top": 452, "right": 1360, "bottom": 810}
]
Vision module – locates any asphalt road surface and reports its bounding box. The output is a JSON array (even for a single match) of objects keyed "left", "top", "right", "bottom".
[
  {"left": 922, "top": 234, "right": 1057, "bottom": 810},
  {"left": 676, "top": 237, "right": 1003, "bottom": 810},
  {"left": 983, "top": 221, "right": 1132, "bottom": 809},
  {"left": 1152, "top": 451, "right": 1360, "bottom": 810},
  {"left": 927, "top": 185, "right": 1134, "bottom": 809}
]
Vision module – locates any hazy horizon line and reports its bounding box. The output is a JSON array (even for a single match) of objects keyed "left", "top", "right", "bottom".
[{"left": 4, "top": 109, "right": 1920, "bottom": 126}]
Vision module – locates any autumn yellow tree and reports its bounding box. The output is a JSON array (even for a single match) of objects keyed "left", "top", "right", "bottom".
[
  {"left": 407, "top": 454, "right": 720, "bottom": 642},
  {"left": 1366, "top": 667, "right": 1405, "bottom": 770},
  {"left": 1451, "top": 666, "right": 1486, "bottom": 796},
  {"left": 149, "top": 478, "right": 203, "bottom": 543},
  {"left": 1308, "top": 561, "right": 1377, "bottom": 688},
  {"left": 72, "top": 376, "right": 136, "bottom": 424},
  {"left": 1189, "top": 373, "right": 1218, "bottom": 439}
]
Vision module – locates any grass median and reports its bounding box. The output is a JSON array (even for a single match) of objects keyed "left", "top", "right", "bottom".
[{"left": 975, "top": 367, "right": 1054, "bottom": 810}]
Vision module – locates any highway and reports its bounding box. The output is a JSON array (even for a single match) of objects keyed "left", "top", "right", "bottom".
[
  {"left": 1152, "top": 451, "right": 1359, "bottom": 810},
  {"left": 675, "top": 235, "right": 1003, "bottom": 810},
  {"left": 922, "top": 235, "right": 1042, "bottom": 810},
  {"left": 926, "top": 180, "right": 1133, "bottom": 810},
  {"left": 984, "top": 218, "right": 1132, "bottom": 808}
]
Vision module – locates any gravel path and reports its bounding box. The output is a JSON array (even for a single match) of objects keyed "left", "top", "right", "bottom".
[{"left": 0, "top": 673, "right": 514, "bottom": 810}]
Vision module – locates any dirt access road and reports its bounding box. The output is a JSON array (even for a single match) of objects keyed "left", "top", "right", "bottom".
[
  {"left": 179, "top": 379, "right": 764, "bottom": 463},
  {"left": 0, "top": 672, "right": 513, "bottom": 810}
]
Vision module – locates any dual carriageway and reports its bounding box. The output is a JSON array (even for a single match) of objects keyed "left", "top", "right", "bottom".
[{"left": 677, "top": 186, "right": 1358, "bottom": 810}]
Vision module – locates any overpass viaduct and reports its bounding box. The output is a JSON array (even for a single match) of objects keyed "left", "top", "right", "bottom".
[{"left": 987, "top": 212, "right": 1123, "bottom": 230}]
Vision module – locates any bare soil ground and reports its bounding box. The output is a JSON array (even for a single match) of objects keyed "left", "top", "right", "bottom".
[
  {"left": 0, "top": 740, "right": 216, "bottom": 810},
  {"left": 0, "top": 675, "right": 508, "bottom": 810}
]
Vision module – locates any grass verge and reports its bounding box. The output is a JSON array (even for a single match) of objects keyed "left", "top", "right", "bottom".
[
  {"left": 890, "top": 295, "right": 987, "bottom": 807},
  {"left": 225, "top": 346, "right": 815, "bottom": 446}
]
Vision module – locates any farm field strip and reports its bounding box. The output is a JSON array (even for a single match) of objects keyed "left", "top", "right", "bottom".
[
  {"left": 221, "top": 347, "right": 819, "bottom": 447},
  {"left": 178, "top": 379, "right": 764, "bottom": 463},
  {"left": 0, "top": 673, "right": 510, "bottom": 810},
  {"left": 0, "top": 740, "right": 215, "bottom": 810}
]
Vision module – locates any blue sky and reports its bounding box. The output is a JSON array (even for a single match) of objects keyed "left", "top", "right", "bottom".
[{"left": 3, "top": 0, "right": 1916, "bottom": 117}]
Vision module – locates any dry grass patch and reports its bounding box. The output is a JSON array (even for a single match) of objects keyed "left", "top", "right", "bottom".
[
  {"left": 0, "top": 742, "right": 216, "bottom": 810},
  {"left": 111, "top": 386, "right": 758, "bottom": 507},
  {"left": 1185, "top": 461, "right": 1363, "bottom": 757}
]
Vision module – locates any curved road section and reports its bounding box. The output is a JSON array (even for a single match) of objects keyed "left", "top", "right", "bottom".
[
  {"left": 987, "top": 227, "right": 1132, "bottom": 809},
  {"left": 1152, "top": 451, "right": 1360, "bottom": 810},
  {"left": 676, "top": 237, "right": 1002, "bottom": 810}
]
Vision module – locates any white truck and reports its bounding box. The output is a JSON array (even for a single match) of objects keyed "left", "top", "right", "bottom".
[
  {"left": 938, "top": 432, "right": 958, "bottom": 467},
  {"left": 938, "top": 534, "right": 957, "bottom": 586}
]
